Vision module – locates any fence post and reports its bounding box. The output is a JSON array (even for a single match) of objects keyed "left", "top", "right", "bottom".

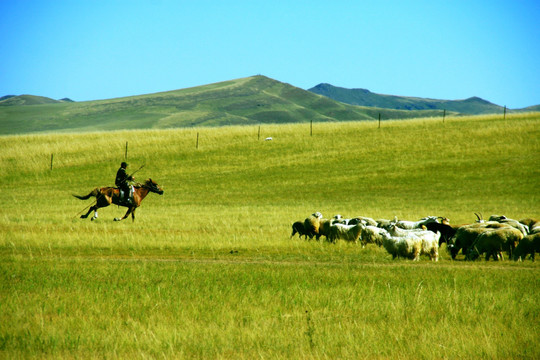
[
  {"left": 504, "top": 105, "right": 506, "bottom": 120},
  {"left": 50, "top": 153, "right": 54, "bottom": 171},
  {"left": 125, "top": 141, "right": 128, "bottom": 160},
  {"left": 196, "top": 132, "right": 199, "bottom": 149},
  {"left": 378, "top": 113, "right": 381, "bottom": 128},
  {"left": 258, "top": 125, "right": 261, "bottom": 140},
  {"left": 443, "top": 109, "right": 446, "bottom": 123},
  {"left": 310, "top": 120, "right": 313, "bottom": 136}
]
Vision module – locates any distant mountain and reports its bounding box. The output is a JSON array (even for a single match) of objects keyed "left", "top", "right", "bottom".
[
  {"left": 520, "top": 104, "right": 540, "bottom": 112},
  {"left": 0, "top": 95, "right": 62, "bottom": 106},
  {"left": 0, "top": 76, "right": 455, "bottom": 135},
  {"left": 308, "top": 83, "right": 508, "bottom": 115}
]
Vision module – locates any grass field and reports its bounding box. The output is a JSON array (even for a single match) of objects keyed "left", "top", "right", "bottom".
[{"left": 1, "top": 113, "right": 539, "bottom": 358}]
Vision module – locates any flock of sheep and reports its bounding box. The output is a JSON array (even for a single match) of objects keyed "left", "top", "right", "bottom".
[{"left": 291, "top": 212, "right": 540, "bottom": 261}]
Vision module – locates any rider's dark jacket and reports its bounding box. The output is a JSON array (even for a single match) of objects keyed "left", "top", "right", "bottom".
[{"left": 115, "top": 167, "right": 133, "bottom": 192}]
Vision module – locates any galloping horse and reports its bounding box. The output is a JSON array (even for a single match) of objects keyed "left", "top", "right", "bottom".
[{"left": 73, "top": 178, "right": 164, "bottom": 222}]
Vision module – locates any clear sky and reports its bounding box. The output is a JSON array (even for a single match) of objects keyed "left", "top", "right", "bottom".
[{"left": 1, "top": 0, "right": 539, "bottom": 109}]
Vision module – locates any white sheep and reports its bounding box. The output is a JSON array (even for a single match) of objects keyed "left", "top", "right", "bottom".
[
  {"left": 349, "top": 216, "right": 378, "bottom": 227},
  {"left": 381, "top": 231, "right": 422, "bottom": 260},
  {"left": 487, "top": 215, "right": 529, "bottom": 236},
  {"left": 385, "top": 224, "right": 440, "bottom": 261},
  {"left": 360, "top": 225, "right": 389, "bottom": 247},
  {"left": 418, "top": 231, "right": 440, "bottom": 261},
  {"left": 395, "top": 216, "right": 440, "bottom": 230},
  {"left": 333, "top": 215, "right": 377, "bottom": 227},
  {"left": 327, "top": 223, "right": 363, "bottom": 243}
]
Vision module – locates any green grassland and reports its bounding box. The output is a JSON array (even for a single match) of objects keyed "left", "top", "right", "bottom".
[
  {"left": 0, "top": 76, "right": 457, "bottom": 136},
  {"left": 1, "top": 113, "right": 539, "bottom": 358}
]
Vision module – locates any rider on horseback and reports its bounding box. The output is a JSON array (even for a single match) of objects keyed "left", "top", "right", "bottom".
[{"left": 115, "top": 161, "right": 134, "bottom": 205}]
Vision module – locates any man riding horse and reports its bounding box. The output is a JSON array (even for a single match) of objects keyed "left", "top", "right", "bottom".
[
  {"left": 74, "top": 177, "right": 164, "bottom": 222},
  {"left": 115, "top": 161, "right": 134, "bottom": 205}
]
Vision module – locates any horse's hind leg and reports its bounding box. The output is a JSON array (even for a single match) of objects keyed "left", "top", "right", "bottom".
[{"left": 81, "top": 205, "right": 98, "bottom": 219}]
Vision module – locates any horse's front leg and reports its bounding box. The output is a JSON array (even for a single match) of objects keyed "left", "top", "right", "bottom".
[{"left": 114, "top": 207, "right": 134, "bottom": 222}]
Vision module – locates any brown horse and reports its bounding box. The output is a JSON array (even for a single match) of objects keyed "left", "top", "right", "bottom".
[{"left": 73, "top": 178, "right": 164, "bottom": 222}]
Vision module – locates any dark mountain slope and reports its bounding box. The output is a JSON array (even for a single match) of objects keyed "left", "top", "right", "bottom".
[{"left": 308, "top": 83, "right": 506, "bottom": 114}]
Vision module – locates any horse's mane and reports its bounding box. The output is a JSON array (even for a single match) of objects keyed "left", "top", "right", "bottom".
[{"left": 133, "top": 179, "right": 153, "bottom": 188}]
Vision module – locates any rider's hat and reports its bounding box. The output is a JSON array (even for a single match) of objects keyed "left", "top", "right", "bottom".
[{"left": 121, "top": 161, "right": 128, "bottom": 168}]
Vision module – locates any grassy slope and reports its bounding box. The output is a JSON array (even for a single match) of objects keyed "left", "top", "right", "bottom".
[
  {"left": 0, "top": 113, "right": 539, "bottom": 358},
  {"left": 0, "top": 76, "right": 455, "bottom": 135}
]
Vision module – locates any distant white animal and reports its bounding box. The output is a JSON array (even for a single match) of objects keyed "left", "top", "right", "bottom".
[
  {"left": 381, "top": 232, "right": 422, "bottom": 260},
  {"left": 486, "top": 215, "right": 529, "bottom": 236},
  {"left": 360, "top": 225, "right": 389, "bottom": 247},
  {"left": 349, "top": 216, "right": 378, "bottom": 227},
  {"left": 384, "top": 224, "right": 440, "bottom": 261},
  {"left": 327, "top": 223, "right": 363, "bottom": 243},
  {"left": 395, "top": 216, "right": 440, "bottom": 230}
]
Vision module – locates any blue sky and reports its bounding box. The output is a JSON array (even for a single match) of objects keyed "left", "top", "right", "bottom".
[{"left": 1, "top": 0, "right": 539, "bottom": 108}]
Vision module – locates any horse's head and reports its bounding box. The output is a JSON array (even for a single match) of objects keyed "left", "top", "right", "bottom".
[{"left": 144, "top": 178, "right": 164, "bottom": 195}]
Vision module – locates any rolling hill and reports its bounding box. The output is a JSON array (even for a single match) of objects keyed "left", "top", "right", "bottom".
[
  {"left": 522, "top": 104, "right": 540, "bottom": 112},
  {"left": 308, "top": 83, "right": 516, "bottom": 114},
  {"left": 0, "top": 94, "right": 66, "bottom": 106},
  {"left": 0, "top": 76, "right": 458, "bottom": 135}
]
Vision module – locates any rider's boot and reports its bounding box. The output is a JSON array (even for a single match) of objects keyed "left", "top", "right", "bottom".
[{"left": 124, "top": 188, "right": 133, "bottom": 205}]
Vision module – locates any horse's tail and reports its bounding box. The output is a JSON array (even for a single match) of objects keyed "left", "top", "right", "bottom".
[{"left": 73, "top": 188, "right": 101, "bottom": 200}]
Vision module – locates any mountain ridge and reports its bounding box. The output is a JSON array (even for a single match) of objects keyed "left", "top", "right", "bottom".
[
  {"left": 307, "top": 83, "right": 529, "bottom": 114},
  {"left": 0, "top": 75, "right": 536, "bottom": 135},
  {"left": 2, "top": 80, "right": 536, "bottom": 113},
  {"left": 0, "top": 95, "right": 75, "bottom": 106}
]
